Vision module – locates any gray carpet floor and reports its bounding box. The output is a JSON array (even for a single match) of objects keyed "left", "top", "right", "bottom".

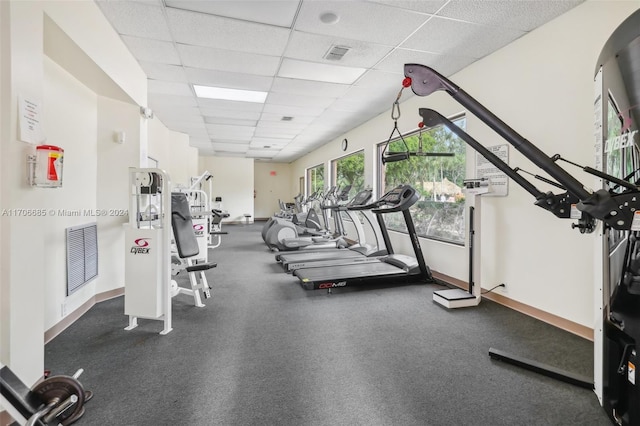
[{"left": 44, "top": 223, "right": 611, "bottom": 425}]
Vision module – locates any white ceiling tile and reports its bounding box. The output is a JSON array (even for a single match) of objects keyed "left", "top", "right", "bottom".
[
  {"left": 200, "top": 107, "right": 262, "bottom": 121},
  {"left": 211, "top": 142, "right": 249, "bottom": 152},
  {"left": 262, "top": 102, "right": 326, "bottom": 117},
  {"left": 295, "top": 1, "right": 429, "bottom": 45},
  {"left": 266, "top": 92, "right": 336, "bottom": 109},
  {"left": 165, "top": 8, "right": 290, "bottom": 56},
  {"left": 311, "top": 111, "right": 355, "bottom": 126},
  {"left": 257, "top": 120, "right": 308, "bottom": 131},
  {"left": 278, "top": 58, "right": 366, "bottom": 84},
  {"left": 270, "top": 78, "right": 350, "bottom": 98},
  {"left": 121, "top": 36, "right": 181, "bottom": 65},
  {"left": 206, "top": 124, "right": 256, "bottom": 139},
  {"left": 147, "top": 79, "right": 193, "bottom": 96},
  {"left": 401, "top": 16, "right": 526, "bottom": 59},
  {"left": 438, "top": 1, "right": 584, "bottom": 31},
  {"left": 99, "top": 0, "right": 583, "bottom": 162},
  {"left": 210, "top": 134, "right": 253, "bottom": 142},
  {"left": 165, "top": 0, "right": 301, "bottom": 28},
  {"left": 329, "top": 97, "right": 383, "bottom": 114},
  {"left": 366, "top": 0, "right": 447, "bottom": 14},
  {"left": 285, "top": 31, "right": 394, "bottom": 68},
  {"left": 246, "top": 150, "right": 277, "bottom": 158},
  {"left": 373, "top": 47, "right": 475, "bottom": 77},
  {"left": 185, "top": 68, "right": 274, "bottom": 92},
  {"left": 344, "top": 85, "right": 398, "bottom": 103},
  {"left": 254, "top": 128, "right": 299, "bottom": 139},
  {"left": 259, "top": 113, "right": 318, "bottom": 124},
  {"left": 205, "top": 117, "right": 258, "bottom": 127},
  {"left": 250, "top": 137, "right": 291, "bottom": 148},
  {"left": 215, "top": 151, "right": 250, "bottom": 158},
  {"left": 178, "top": 44, "right": 281, "bottom": 76},
  {"left": 355, "top": 69, "right": 404, "bottom": 88},
  {"left": 96, "top": 1, "right": 172, "bottom": 40},
  {"left": 139, "top": 62, "right": 188, "bottom": 82},
  {"left": 197, "top": 98, "right": 264, "bottom": 113}
]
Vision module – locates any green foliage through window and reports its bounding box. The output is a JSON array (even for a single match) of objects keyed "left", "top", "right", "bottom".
[
  {"left": 379, "top": 115, "right": 467, "bottom": 245},
  {"left": 332, "top": 150, "right": 365, "bottom": 198},
  {"left": 307, "top": 164, "right": 324, "bottom": 195}
]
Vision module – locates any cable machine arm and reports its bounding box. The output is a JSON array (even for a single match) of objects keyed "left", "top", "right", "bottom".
[
  {"left": 405, "top": 64, "right": 592, "bottom": 201},
  {"left": 419, "top": 108, "right": 591, "bottom": 227},
  {"left": 404, "top": 63, "right": 640, "bottom": 231}
]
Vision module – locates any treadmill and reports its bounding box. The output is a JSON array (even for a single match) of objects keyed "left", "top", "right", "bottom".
[
  {"left": 293, "top": 184, "right": 434, "bottom": 290},
  {"left": 277, "top": 188, "right": 387, "bottom": 272}
]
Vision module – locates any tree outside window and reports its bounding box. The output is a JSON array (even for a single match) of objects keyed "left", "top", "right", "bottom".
[
  {"left": 306, "top": 164, "right": 324, "bottom": 195},
  {"left": 378, "top": 115, "right": 467, "bottom": 245},
  {"left": 332, "top": 150, "right": 365, "bottom": 198}
]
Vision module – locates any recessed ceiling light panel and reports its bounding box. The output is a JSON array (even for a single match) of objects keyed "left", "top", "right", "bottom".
[
  {"left": 278, "top": 59, "right": 366, "bottom": 85},
  {"left": 193, "top": 85, "right": 268, "bottom": 103}
]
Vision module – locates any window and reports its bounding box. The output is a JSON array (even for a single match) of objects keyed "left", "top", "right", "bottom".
[
  {"left": 306, "top": 163, "right": 324, "bottom": 195},
  {"left": 331, "top": 150, "right": 365, "bottom": 198},
  {"left": 377, "top": 115, "right": 467, "bottom": 245}
]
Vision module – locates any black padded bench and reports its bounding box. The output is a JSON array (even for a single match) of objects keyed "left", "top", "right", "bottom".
[{"left": 171, "top": 193, "right": 217, "bottom": 303}]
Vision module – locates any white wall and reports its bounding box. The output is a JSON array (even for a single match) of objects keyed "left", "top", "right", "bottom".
[
  {"left": 289, "top": 1, "right": 640, "bottom": 329},
  {"left": 199, "top": 156, "right": 255, "bottom": 222},
  {"left": 0, "top": 0, "right": 9, "bottom": 368},
  {"left": 0, "top": 0, "right": 205, "bottom": 391},
  {"left": 0, "top": 1, "right": 147, "bottom": 386},
  {"left": 148, "top": 118, "right": 198, "bottom": 188},
  {"left": 254, "top": 161, "right": 293, "bottom": 219},
  {"left": 41, "top": 56, "right": 99, "bottom": 331},
  {"left": 96, "top": 97, "right": 143, "bottom": 295}
]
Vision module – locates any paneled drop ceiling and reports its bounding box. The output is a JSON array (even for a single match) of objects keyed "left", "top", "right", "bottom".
[{"left": 97, "top": 0, "right": 584, "bottom": 162}]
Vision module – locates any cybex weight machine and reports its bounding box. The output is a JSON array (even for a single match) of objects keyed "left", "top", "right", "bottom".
[
  {"left": 124, "top": 168, "right": 216, "bottom": 335},
  {"left": 390, "top": 8, "right": 639, "bottom": 425}
]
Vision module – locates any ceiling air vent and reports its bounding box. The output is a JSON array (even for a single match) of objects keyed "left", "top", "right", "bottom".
[{"left": 324, "top": 45, "right": 350, "bottom": 61}]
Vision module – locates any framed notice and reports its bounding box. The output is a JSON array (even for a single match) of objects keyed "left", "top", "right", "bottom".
[
  {"left": 475, "top": 144, "right": 509, "bottom": 196},
  {"left": 18, "top": 95, "right": 45, "bottom": 144}
]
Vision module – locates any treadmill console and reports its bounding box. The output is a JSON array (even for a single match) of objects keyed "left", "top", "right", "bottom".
[
  {"left": 371, "top": 185, "right": 419, "bottom": 213},
  {"left": 346, "top": 189, "right": 373, "bottom": 207}
]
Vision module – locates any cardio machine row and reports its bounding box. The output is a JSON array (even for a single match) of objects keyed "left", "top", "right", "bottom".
[{"left": 272, "top": 184, "right": 437, "bottom": 291}]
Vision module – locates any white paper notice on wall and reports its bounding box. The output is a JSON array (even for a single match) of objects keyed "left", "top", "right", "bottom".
[
  {"left": 475, "top": 144, "right": 509, "bottom": 196},
  {"left": 18, "top": 95, "right": 45, "bottom": 144}
]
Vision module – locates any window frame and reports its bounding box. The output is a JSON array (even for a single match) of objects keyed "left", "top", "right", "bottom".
[
  {"left": 306, "top": 163, "right": 325, "bottom": 196},
  {"left": 376, "top": 113, "right": 467, "bottom": 246},
  {"left": 330, "top": 149, "right": 365, "bottom": 198}
]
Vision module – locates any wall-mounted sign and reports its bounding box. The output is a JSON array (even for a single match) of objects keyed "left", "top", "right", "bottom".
[{"left": 475, "top": 144, "right": 509, "bottom": 196}]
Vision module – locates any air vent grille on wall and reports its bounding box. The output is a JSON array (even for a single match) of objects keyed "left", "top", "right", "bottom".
[
  {"left": 66, "top": 222, "right": 98, "bottom": 295},
  {"left": 324, "top": 45, "right": 350, "bottom": 61}
]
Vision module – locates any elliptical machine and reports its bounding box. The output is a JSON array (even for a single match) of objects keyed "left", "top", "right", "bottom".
[
  {"left": 264, "top": 186, "right": 349, "bottom": 252},
  {"left": 261, "top": 190, "right": 324, "bottom": 244}
]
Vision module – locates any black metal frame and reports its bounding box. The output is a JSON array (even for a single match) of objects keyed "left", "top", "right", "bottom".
[{"left": 401, "top": 60, "right": 640, "bottom": 424}]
